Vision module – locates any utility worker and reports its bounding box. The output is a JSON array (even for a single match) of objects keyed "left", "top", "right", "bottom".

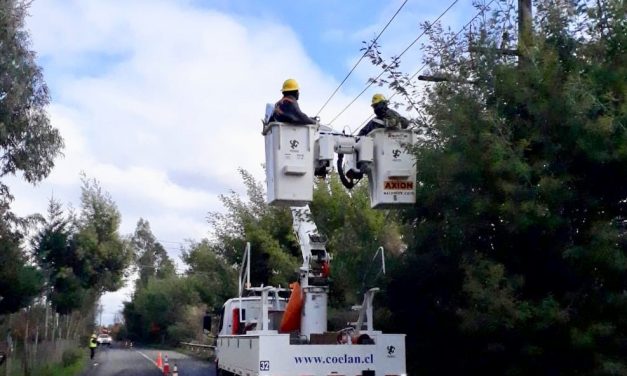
[
  {"left": 268, "top": 79, "right": 317, "bottom": 125},
  {"left": 358, "top": 94, "right": 409, "bottom": 136},
  {"left": 89, "top": 333, "right": 97, "bottom": 359}
]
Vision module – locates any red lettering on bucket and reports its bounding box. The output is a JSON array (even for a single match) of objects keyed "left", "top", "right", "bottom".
[{"left": 384, "top": 181, "right": 414, "bottom": 190}]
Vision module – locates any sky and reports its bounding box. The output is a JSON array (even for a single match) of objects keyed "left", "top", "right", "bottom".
[{"left": 10, "top": 0, "right": 480, "bottom": 324}]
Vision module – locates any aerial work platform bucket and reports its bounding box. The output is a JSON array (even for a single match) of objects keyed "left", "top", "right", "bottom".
[
  {"left": 367, "top": 129, "right": 417, "bottom": 208},
  {"left": 264, "top": 122, "right": 315, "bottom": 206}
]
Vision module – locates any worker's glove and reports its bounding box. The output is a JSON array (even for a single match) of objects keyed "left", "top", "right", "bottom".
[{"left": 385, "top": 118, "right": 399, "bottom": 130}]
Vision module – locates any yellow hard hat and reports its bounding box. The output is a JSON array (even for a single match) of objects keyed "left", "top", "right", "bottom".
[
  {"left": 371, "top": 93, "right": 386, "bottom": 106},
  {"left": 91, "top": 334, "right": 97, "bottom": 338},
  {"left": 281, "top": 78, "right": 299, "bottom": 92}
]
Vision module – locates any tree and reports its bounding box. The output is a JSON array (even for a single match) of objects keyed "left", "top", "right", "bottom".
[
  {"left": 182, "top": 239, "right": 237, "bottom": 311},
  {"left": 123, "top": 276, "right": 199, "bottom": 344},
  {"left": 76, "top": 175, "right": 132, "bottom": 293},
  {"left": 0, "top": 212, "right": 42, "bottom": 314},
  {"left": 207, "top": 168, "right": 300, "bottom": 287},
  {"left": 32, "top": 198, "right": 90, "bottom": 314},
  {"left": 0, "top": 0, "right": 63, "bottom": 191},
  {"left": 131, "top": 218, "right": 176, "bottom": 289},
  {"left": 369, "top": 0, "right": 626, "bottom": 373},
  {"left": 311, "top": 174, "right": 404, "bottom": 307},
  {"left": 0, "top": 0, "right": 63, "bottom": 315},
  {"left": 204, "top": 169, "right": 405, "bottom": 308}
]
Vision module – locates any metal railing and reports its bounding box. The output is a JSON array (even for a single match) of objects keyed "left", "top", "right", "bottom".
[{"left": 179, "top": 342, "right": 215, "bottom": 357}]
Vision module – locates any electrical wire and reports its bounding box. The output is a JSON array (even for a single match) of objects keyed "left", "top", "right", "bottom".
[
  {"left": 353, "top": 0, "right": 498, "bottom": 134},
  {"left": 406, "top": 0, "right": 497, "bottom": 84},
  {"left": 315, "top": 0, "right": 409, "bottom": 117},
  {"left": 328, "top": 0, "right": 461, "bottom": 125}
]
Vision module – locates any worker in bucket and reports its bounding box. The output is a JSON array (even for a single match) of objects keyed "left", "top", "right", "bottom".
[
  {"left": 89, "top": 333, "right": 98, "bottom": 359},
  {"left": 268, "top": 79, "right": 317, "bottom": 125},
  {"left": 358, "top": 93, "right": 409, "bottom": 136}
]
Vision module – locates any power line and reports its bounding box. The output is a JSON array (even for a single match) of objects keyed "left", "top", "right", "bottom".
[
  {"left": 353, "top": 0, "right": 498, "bottom": 134},
  {"left": 406, "top": 0, "right": 497, "bottom": 84},
  {"left": 328, "top": 0, "right": 461, "bottom": 125},
  {"left": 315, "top": 0, "right": 409, "bottom": 117}
]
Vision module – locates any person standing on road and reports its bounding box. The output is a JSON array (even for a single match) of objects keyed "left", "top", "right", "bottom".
[{"left": 89, "top": 333, "right": 98, "bottom": 359}]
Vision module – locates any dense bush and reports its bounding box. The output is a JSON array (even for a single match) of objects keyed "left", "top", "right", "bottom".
[{"left": 61, "top": 348, "right": 82, "bottom": 367}]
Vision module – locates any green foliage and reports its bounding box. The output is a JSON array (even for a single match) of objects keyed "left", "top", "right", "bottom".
[
  {"left": 0, "top": 205, "right": 43, "bottom": 314},
  {"left": 124, "top": 277, "right": 199, "bottom": 343},
  {"left": 60, "top": 348, "right": 82, "bottom": 367},
  {"left": 375, "top": 0, "right": 627, "bottom": 373},
  {"left": 124, "top": 219, "right": 185, "bottom": 343},
  {"left": 32, "top": 177, "right": 132, "bottom": 315},
  {"left": 76, "top": 175, "right": 132, "bottom": 292},
  {"left": 208, "top": 168, "right": 299, "bottom": 286},
  {"left": 0, "top": 241, "right": 43, "bottom": 314},
  {"left": 166, "top": 305, "right": 205, "bottom": 343},
  {"left": 183, "top": 239, "right": 237, "bottom": 311},
  {"left": 32, "top": 199, "right": 88, "bottom": 314},
  {"left": 0, "top": 0, "right": 62, "bottom": 315},
  {"left": 132, "top": 218, "right": 176, "bottom": 289},
  {"left": 204, "top": 169, "right": 405, "bottom": 305},
  {"left": 311, "top": 174, "right": 404, "bottom": 306},
  {"left": 34, "top": 348, "right": 86, "bottom": 376},
  {"left": 0, "top": 0, "right": 63, "bottom": 186}
]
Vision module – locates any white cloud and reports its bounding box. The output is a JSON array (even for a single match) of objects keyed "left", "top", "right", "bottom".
[{"left": 13, "top": 0, "right": 374, "bottom": 323}]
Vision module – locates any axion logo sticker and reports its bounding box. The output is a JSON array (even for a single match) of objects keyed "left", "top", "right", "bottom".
[
  {"left": 387, "top": 345, "right": 396, "bottom": 355},
  {"left": 392, "top": 149, "right": 402, "bottom": 158},
  {"left": 384, "top": 181, "right": 414, "bottom": 190},
  {"left": 289, "top": 140, "right": 299, "bottom": 149}
]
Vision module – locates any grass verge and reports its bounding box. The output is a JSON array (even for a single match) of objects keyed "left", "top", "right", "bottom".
[{"left": 32, "top": 351, "right": 87, "bottom": 376}]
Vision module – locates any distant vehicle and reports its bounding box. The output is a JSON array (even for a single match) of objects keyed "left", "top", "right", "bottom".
[{"left": 96, "top": 334, "right": 112, "bottom": 346}]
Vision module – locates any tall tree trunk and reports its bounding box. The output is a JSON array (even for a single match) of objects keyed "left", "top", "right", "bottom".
[
  {"left": 4, "top": 314, "right": 13, "bottom": 376},
  {"left": 65, "top": 315, "right": 70, "bottom": 340},
  {"left": 52, "top": 313, "right": 58, "bottom": 344},
  {"left": 43, "top": 303, "right": 49, "bottom": 341},
  {"left": 33, "top": 325, "right": 39, "bottom": 370},
  {"left": 24, "top": 310, "right": 30, "bottom": 376}
]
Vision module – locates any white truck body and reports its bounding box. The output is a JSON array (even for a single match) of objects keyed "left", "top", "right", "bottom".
[
  {"left": 217, "top": 332, "right": 406, "bottom": 376},
  {"left": 216, "top": 297, "right": 406, "bottom": 376}
]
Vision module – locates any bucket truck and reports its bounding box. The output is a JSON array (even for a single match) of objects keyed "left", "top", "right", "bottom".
[{"left": 214, "top": 119, "right": 415, "bottom": 376}]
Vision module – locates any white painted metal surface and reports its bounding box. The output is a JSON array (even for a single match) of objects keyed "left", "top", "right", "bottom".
[
  {"left": 264, "top": 122, "right": 315, "bottom": 206},
  {"left": 367, "top": 129, "right": 417, "bottom": 208},
  {"left": 217, "top": 332, "right": 406, "bottom": 376},
  {"left": 265, "top": 121, "right": 416, "bottom": 209},
  {"left": 300, "top": 286, "right": 327, "bottom": 339}
]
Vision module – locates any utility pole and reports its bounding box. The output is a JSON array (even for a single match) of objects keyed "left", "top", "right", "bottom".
[
  {"left": 518, "top": 0, "right": 532, "bottom": 67},
  {"left": 421, "top": 0, "right": 533, "bottom": 83}
]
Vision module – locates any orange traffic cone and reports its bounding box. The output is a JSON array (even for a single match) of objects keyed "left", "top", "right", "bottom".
[{"left": 156, "top": 352, "right": 163, "bottom": 369}]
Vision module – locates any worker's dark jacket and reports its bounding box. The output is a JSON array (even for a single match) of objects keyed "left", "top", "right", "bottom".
[
  {"left": 358, "top": 107, "right": 409, "bottom": 136},
  {"left": 268, "top": 95, "right": 316, "bottom": 125}
]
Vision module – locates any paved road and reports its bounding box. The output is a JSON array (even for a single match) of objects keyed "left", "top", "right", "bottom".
[{"left": 82, "top": 345, "right": 216, "bottom": 376}]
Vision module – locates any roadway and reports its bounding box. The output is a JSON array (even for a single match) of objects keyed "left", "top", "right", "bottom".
[{"left": 82, "top": 345, "right": 216, "bottom": 376}]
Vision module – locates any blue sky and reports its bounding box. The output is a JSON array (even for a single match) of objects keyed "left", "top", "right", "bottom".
[
  {"left": 11, "top": 0, "right": 484, "bottom": 324},
  {"left": 216, "top": 0, "right": 473, "bottom": 85}
]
